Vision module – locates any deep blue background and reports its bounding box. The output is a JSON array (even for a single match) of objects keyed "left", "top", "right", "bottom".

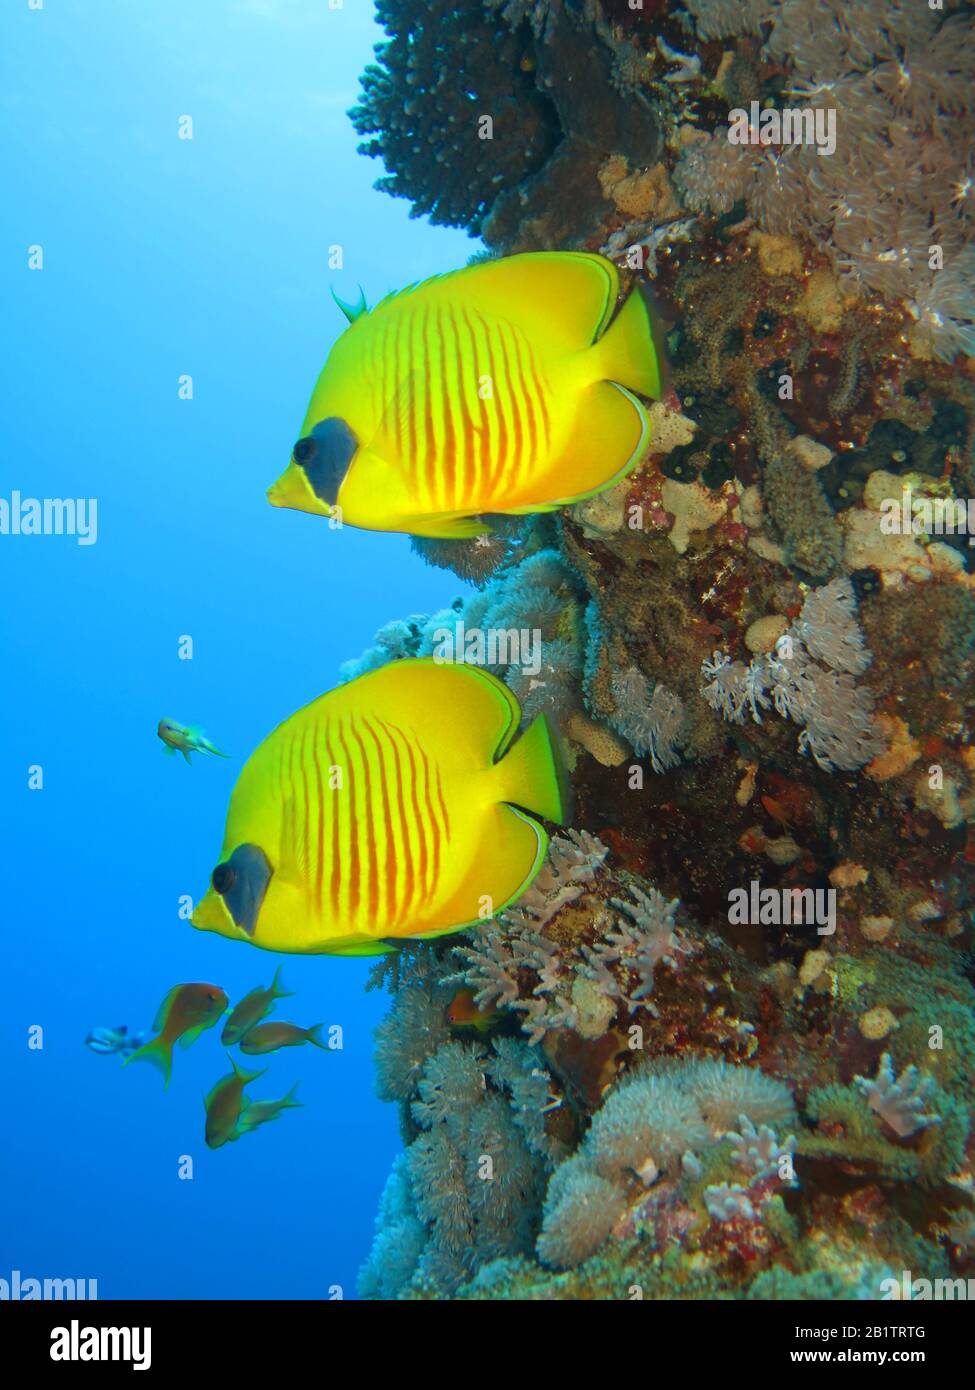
[{"left": 1, "top": 0, "right": 475, "bottom": 1299}]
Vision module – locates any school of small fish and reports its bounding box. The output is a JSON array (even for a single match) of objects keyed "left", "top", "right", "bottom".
[{"left": 95, "top": 971, "right": 328, "bottom": 1150}]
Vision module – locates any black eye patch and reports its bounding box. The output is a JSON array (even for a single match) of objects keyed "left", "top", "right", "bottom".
[
  {"left": 293, "top": 417, "right": 358, "bottom": 505},
  {"left": 211, "top": 844, "right": 273, "bottom": 937}
]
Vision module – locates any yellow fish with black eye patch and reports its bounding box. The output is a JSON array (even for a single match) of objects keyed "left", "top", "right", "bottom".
[
  {"left": 191, "top": 659, "right": 568, "bottom": 956},
  {"left": 267, "top": 251, "right": 664, "bottom": 539}
]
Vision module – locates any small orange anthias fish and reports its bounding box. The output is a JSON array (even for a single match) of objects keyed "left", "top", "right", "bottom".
[
  {"left": 124, "top": 984, "right": 228, "bottom": 1088},
  {"left": 446, "top": 988, "right": 501, "bottom": 1036},
  {"left": 238, "top": 1021, "right": 329, "bottom": 1055},
  {"left": 205, "top": 1056, "right": 266, "bottom": 1150},
  {"left": 221, "top": 965, "right": 293, "bottom": 1045}
]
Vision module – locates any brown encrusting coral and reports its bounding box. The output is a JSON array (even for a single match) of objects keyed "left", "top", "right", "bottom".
[{"left": 351, "top": 0, "right": 975, "bottom": 1300}]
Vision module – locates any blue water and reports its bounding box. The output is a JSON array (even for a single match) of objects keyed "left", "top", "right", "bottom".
[{"left": 1, "top": 0, "right": 474, "bottom": 1299}]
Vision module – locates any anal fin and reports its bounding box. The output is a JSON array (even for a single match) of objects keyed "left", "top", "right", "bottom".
[{"left": 406, "top": 513, "right": 493, "bottom": 540}]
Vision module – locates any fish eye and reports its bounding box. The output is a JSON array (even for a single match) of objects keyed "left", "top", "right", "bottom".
[
  {"left": 293, "top": 437, "right": 317, "bottom": 464},
  {"left": 212, "top": 863, "right": 236, "bottom": 895}
]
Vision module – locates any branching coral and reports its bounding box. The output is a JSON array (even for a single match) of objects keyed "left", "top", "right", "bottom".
[
  {"left": 350, "top": 0, "right": 560, "bottom": 234},
  {"left": 451, "top": 841, "right": 698, "bottom": 1046},
  {"left": 854, "top": 1052, "right": 942, "bottom": 1139},
  {"left": 581, "top": 885, "right": 686, "bottom": 1005},
  {"left": 501, "top": 827, "right": 609, "bottom": 930}
]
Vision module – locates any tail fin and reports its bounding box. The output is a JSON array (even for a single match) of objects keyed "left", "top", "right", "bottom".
[
  {"left": 306, "top": 1024, "right": 330, "bottom": 1052},
  {"left": 591, "top": 282, "right": 665, "bottom": 400},
  {"left": 270, "top": 965, "right": 295, "bottom": 1001},
  {"left": 496, "top": 713, "right": 570, "bottom": 825},
  {"left": 231, "top": 1054, "right": 266, "bottom": 1085},
  {"left": 124, "top": 1037, "right": 173, "bottom": 1088}
]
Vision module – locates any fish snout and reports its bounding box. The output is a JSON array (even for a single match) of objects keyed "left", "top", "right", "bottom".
[
  {"left": 268, "top": 417, "right": 358, "bottom": 515},
  {"left": 191, "top": 888, "right": 241, "bottom": 940},
  {"left": 267, "top": 459, "right": 327, "bottom": 515}
]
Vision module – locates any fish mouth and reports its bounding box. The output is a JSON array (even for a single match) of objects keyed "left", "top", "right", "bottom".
[
  {"left": 191, "top": 888, "right": 250, "bottom": 942},
  {"left": 266, "top": 460, "right": 334, "bottom": 517}
]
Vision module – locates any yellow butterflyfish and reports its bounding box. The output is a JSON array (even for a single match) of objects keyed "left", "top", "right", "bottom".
[
  {"left": 191, "top": 659, "right": 569, "bottom": 956},
  {"left": 267, "top": 251, "right": 664, "bottom": 539}
]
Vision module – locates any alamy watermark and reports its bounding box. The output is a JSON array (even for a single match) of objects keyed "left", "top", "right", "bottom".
[
  {"left": 431, "top": 620, "right": 541, "bottom": 677},
  {"left": 0, "top": 491, "right": 97, "bottom": 545},
  {"left": 50, "top": 1320, "right": 151, "bottom": 1371},
  {"left": 1, "top": 1269, "right": 97, "bottom": 1299},
  {"left": 882, "top": 1270, "right": 975, "bottom": 1300},
  {"left": 728, "top": 880, "right": 836, "bottom": 935},
  {"left": 727, "top": 101, "right": 837, "bottom": 157},
  {"left": 879, "top": 487, "right": 975, "bottom": 544}
]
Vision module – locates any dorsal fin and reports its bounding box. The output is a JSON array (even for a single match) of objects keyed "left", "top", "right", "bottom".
[{"left": 331, "top": 285, "right": 368, "bottom": 323}]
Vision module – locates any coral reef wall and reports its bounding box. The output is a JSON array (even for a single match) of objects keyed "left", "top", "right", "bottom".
[{"left": 351, "top": 0, "right": 975, "bottom": 1299}]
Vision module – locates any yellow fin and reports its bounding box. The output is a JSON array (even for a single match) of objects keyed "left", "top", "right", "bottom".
[
  {"left": 413, "top": 803, "right": 550, "bottom": 937},
  {"left": 530, "top": 381, "right": 649, "bottom": 509},
  {"left": 589, "top": 282, "right": 665, "bottom": 400},
  {"left": 406, "top": 514, "right": 492, "bottom": 540},
  {"left": 382, "top": 252, "right": 620, "bottom": 351},
  {"left": 323, "top": 939, "right": 398, "bottom": 957},
  {"left": 493, "top": 711, "right": 569, "bottom": 825}
]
